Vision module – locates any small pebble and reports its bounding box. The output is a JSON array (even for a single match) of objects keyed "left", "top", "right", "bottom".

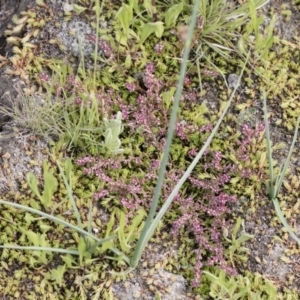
[{"left": 228, "top": 73, "right": 240, "bottom": 89}]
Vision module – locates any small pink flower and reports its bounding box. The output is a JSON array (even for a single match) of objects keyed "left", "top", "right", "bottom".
[
  {"left": 154, "top": 42, "right": 164, "bottom": 53},
  {"left": 125, "top": 82, "right": 136, "bottom": 92}
]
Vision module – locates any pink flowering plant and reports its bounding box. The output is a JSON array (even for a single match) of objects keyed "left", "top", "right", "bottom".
[
  {"left": 77, "top": 107, "right": 261, "bottom": 286},
  {"left": 75, "top": 38, "right": 256, "bottom": 285}
]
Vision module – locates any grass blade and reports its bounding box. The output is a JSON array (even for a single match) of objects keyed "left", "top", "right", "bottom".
[
  {"left": 263, "top": 91, "right": 275, "bottom": 198},
  {"left": 275, "top": 116, "right": 300, "bottom": 196},
  {"left": 273, "top": 199, "right": 300, "bottom": 245}
]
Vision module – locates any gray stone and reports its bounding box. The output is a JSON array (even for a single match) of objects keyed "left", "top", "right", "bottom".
[
  {"left": 227, "top": 73, "right": 240, "bottom": 89},
  {"left": 112, "top": 269, "right": 192, "bottom": 300}
]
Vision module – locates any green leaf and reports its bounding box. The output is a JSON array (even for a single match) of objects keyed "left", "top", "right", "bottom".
[
  {"left": 40, "top": 234, "right": 50, "bottom": 248},
  {"left": 101, "top": 213, "right": 115, "bottom": 253},
  {"left": 139, "top": 22, "right": 164, "bottom": 45},
  {"left": 232, "top": 217, "right": 242, "bottom": 238},
  {"left": 165, "top": 3, "right": 184, "bottom": 28},
  {"left": 144, "top": 0, "right": 156, "bottom": 18},
  {"left": 61, "top": 254, "right": 76, "bottom": 268},
  {"left": 265, "top": 279, "right": 277, "bottom": 297},
  {"left": 29, "top": 199, "right": 41, "bottom": 210},
  {"left": 236, "top": 233, "right": 254, "bottom": 244},
  {"left": 118, "top": 211, "right": 131, "bottom": 253},
  {"left": 103, "top": 112, "right": 124, "bottom": 154},
  {"left": 126, "top": 209, "right": 146, "bottom": 244},
  {"left": 161, "top": 87, "right": 176, "bottom": 109},
  {"left": 42, "top": 161, "right": 58, "bottom": 208},
  {"left": 24, "top": 212, "right": 36, "bottom": 223},
  {"left": 49, "top": 264, "right": 66, "bottom": 286},
  {"left": 237, "top": 36, "right": 247, "bottom": 55},
  {"left": 125, "top": 53, "right": 132, "bottom": 68},
  {"left": 104, "top": 129, "right": 121, "bottom": 152},
  {"left": 230, "top": 177, "right": 240, "bottom": 185},
  {"left": 155, "top": 22, "right": 164, "bottom": 38},
  {"left": 57, "top": 161, "right": 83, "bottom": 230},
  {"left": 73, "top": 4, "right": 86, "bottom": 14},
  {"left": 78, "top": 236, "right": 86, "bottom": 256},
  {"left": 39, "top": 224, "right": 52, "bottom": 232},
  {"left": 223, "top": 227, "right": 229, "bottom": 239},
  {"left": 233, "top": 286, "right": 249, "bottom": 300},
  {"left": 26, "top": 172, "right": 42, "bottom": 201},
  {"left": 26, "top": 230, "right": 40, "bottom": 247},
  {"left": 129, "top": 0, "right": 140, "bottom": 14},
  {"left": 115, "top": 30, "right": 128, "bottom": 47},
  {"left": 64, "top": 157, "right": 72, "bottom": 184},
  {"left": 116, "top": 4, "right": 133, "bottom": 38},
  {"left": 203, "top": 270, "right": 229, "bottom": 292},
  {"left": 35, "top": 250, "right": 48, "bottom": 264}
]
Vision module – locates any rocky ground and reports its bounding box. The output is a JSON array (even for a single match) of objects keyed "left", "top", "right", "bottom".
[{"left": 0, "top": 0, "right": 300, "bottom": 299}]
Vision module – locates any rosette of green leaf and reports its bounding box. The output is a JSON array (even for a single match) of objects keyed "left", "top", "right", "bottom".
[
  {"left": 115, "top": 2, "right": 164, "bottom": 47},
  {"left": 263, "top": 91, "right": 300, "bottom": 245}
]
